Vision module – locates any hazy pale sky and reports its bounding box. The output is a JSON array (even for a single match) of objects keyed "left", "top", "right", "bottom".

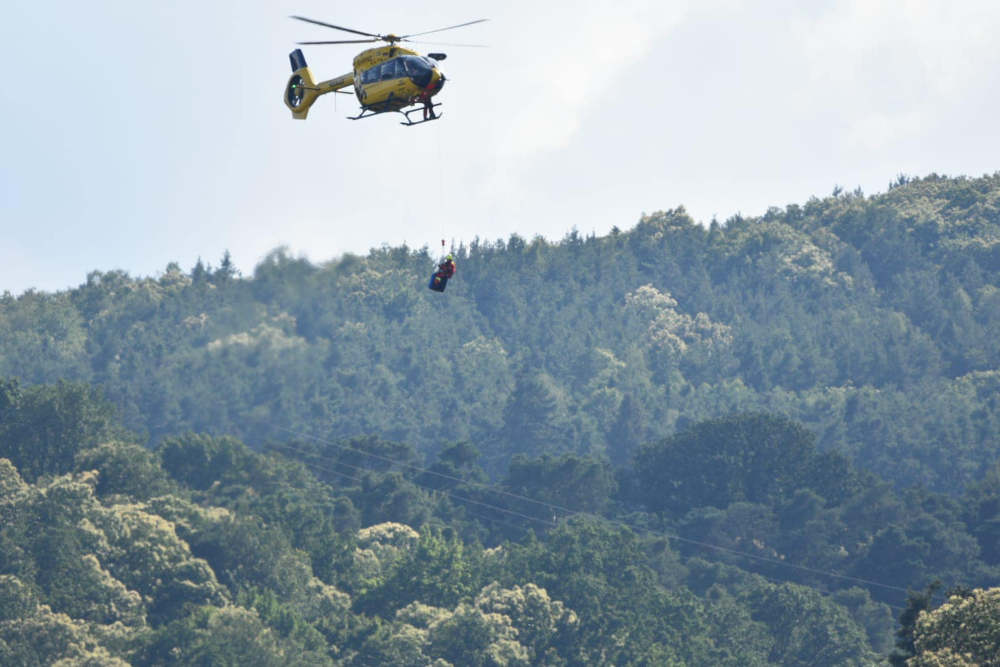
[{"left": 3, "top": 0, "right": 999, "bottom": 293}]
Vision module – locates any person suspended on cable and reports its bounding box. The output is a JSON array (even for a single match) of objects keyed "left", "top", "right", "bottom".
[
  {"left": 429, "top": 253, "right": 456, "bottom": 292},
  {"left": 439, "top": 254, "right": 456, "bottom": 278}
]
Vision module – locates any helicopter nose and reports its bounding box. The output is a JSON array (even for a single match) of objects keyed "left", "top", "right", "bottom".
[{"left": 432, "top": 69, "right": 445, "bottom": 91}]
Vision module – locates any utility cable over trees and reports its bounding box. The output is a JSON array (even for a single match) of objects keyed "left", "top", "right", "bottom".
[{"left": 2, "top": 173, "right": 1000, "bottom": 662}]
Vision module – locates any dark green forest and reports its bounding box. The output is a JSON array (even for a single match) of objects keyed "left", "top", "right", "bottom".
[{"left": 2, "top": 173, "right": 1000, "bottom": 664}]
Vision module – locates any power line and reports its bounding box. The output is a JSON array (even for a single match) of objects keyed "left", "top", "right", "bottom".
[
  {"left": 241, "top": 444, "right": 540, "bottom": 543},
  {"left": 268, "top": 428, "right": 912, "bottom": 609},
  {"left": 268, "top": 440, "right": 558, "bottom": 529},
  {"left": 270, "top": 436, "right": 910, "bottom": 612},
  {"left": 275, "top": 426, "right": 574, "bottom": 516}
]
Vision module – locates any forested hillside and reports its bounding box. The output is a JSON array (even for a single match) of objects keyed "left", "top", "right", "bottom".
[
  {"left": 3, "top": 380, "right": 1000, "bottom": 663},
  {"left": 3, "top": 173, "right": 1000, "bottom": 664},
  {"left": 2, "top": 174, "right": 999, "bottom": 490}
]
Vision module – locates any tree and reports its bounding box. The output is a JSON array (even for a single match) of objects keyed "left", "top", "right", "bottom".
[
  {"left": 157, "top": 433, "right": 253, "bottom": 491},
  {"left": 425, "top": 600, "right": 531, "bottom": 666},
  {"left": 608, "top": 392, "right": 644, "bottom": 466},
  {"left": 73, "top": 441, "right": 173, "bottom": 499},
  {"left": 500, "top": 372, "right": 568, "bottom": 457},
  {"left": 889, "top": 583, "right": 941, "bottom": 666},
  {"left": 0, "top": 575, "right": 132, "bottom": 666},
  {"left": 141, "top": 605, "right": 328, "bottom": 666},
  {"left": 0, "top": 379, "right": 125, "bottom": 482},
  {"left": 962, "top": 461, "right": 1000, "bottom": 566},
  {"left": 908, "top": 588, "right": 1000, "bottom": 666},
  {"left": 356, "top": 526, "right": 482, "bottom": 617},
  {"left": 635, "top": 413, "right": 835, "bottom": 516},
  {"left": 416, "top": 442, "right": 487, "bottom": 492},
  {"left": 348, "top": 522, "right": 420, "bottom": 595},
  {"left": 215, "top": 250, "right": 239, "bottom": 282},
  {"left": 470, "top": 582, "right": 578, "bottom": 663},
  {"left": 503, "top": 453, "right": 616, "bottom": 515},
  {"left": 739, "top": 581, "right": 878, "bottom": 666}
]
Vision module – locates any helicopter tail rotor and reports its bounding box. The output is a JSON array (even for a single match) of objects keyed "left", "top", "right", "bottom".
[
  {"left": 284, "top": 49, "right": 318, "bottom": 119},
  {"left": 283, "top": 48, "right": 354, "bottom": 120}
]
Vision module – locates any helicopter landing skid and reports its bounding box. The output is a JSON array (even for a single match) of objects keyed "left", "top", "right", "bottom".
[
  {"left": 347, "top": 107, "right": 386, "bottom": 121},
  {"left": 346, "top": 103, "right": 442, "bottom": 126},
  {"left": 400, "top": 104, "right": 442, "bottom": 126}
]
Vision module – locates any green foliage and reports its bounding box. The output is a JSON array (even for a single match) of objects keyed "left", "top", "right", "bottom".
[
  {"left": 738, "top": 582, "right": 878, "bottom": 665},
  {"left": 500, "top": 518, "right": 750, "bottom": 664},
  {"left": 890, "top": 583, "right": 942, "bottom": 666},
  {"left": 355, "top": 582, "right": 579, "bottom": 666},
  {"left": 961, "top": 461, "right": 1000, "bottom": 566},
  {"left": 157, "top": 433, "right": 254, "bottom": 491},
  {"left": 73, "top": 441, "right": 173, "bottom": 499},
  {"left": 470, "top": 582, "right": 578, "bottom": 663},
  {"left": 500, "top": 371, "right": 574, "bottom": 457},
  {"left": 831, "top": 587, "right": 896, "bottom": 655},
  {"left": 635, "top": 413, "right": 850, "bottom": 515},
  {"left": 3, "top": 388, "right": 995, "bottom": 663},
  {"left": 5, "top": 174, "right": 1000, "bottom": 492},
  {"left": 141, "top": 605, "right": 328, "bottom": 666},
  {"left": 415, "top": 441, "right": 488, "bottom": 492},
  {"left": 3, "top": 174, "right": 1000, "bottom": 662},
  {"left": 0, "top": 573, "right": 132, "bottom": 666},
  {"left": 503, "top": 453, "right": 616, "bottom": 514},
  {"left": 425, "top": 599, "right": 531, "bottom": 666},
  {"left": 0, "top": 379, "right": 125, "bottom": 482},
  {"left": 907, "top": 587, "right": 1000, "bottom": 666},
  {"left": 356, "top": 525, "right": 483, "bottom": 617}
]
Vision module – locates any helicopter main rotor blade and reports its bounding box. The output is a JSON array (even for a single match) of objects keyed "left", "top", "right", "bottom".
[
  {"left": 405, "top": 39, "right": 489, "bottom": 47},
  {"left": 289, "top": 16, "right": 381, "bottom": 39},
  {"left": 400, "top": 18, "right": 489, "bottom": 39},
  {"left": 297, "top": 39, "right": 380, "bottom": 45}
]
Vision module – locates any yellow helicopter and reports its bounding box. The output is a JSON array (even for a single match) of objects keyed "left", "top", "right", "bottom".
[{"left": 283, "top": 16, "right": 487, "bottom": 126}]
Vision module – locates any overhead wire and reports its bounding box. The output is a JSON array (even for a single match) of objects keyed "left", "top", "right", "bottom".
[
  {"left": 222, "top": 451, "right": 536, "bottom": 539},
  {"left": 274, "top": 426, "right": 574, "bottom": 516},
  {"left": 259, "top": 441, "right": 541, "bottom": 539},
  {"left": 268, "top": 439, "right": 559, "bottom": 529},
  {"left": 269, "top": 426, "right": 913, "bottom": 610},
  {"left": 268, "top": 434, "right": 911, "bottom": 613}
]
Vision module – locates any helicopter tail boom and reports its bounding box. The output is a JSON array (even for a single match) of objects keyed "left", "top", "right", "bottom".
[{"left": 283, "top": 49, "right": 354, "bottom": 119}]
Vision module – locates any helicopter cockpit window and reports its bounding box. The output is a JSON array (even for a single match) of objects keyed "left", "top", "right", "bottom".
[
  {"left": 401, "top": 55, "right": 434, "bottom": 88},
  {"left": 361, "top": 66, "right": 379, "bottom": 85},
  {"left": 401, "top": 56, "right": 431, "bottom": 75},
  {"left": 380, "top": 59, "right": 402, "bottom": 80}
]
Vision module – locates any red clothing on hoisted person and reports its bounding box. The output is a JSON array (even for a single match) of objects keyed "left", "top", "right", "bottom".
[
  {"left": 437, "top": 257, "right": 456, "bottom": 279},
  {"left": 429, "top": 254, "right": 456, "bottom": 292}
]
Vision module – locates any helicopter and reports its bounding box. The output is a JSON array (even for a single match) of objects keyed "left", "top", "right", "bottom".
[{"left": 283, "top": 16, "right": 488, "bottom": 126}]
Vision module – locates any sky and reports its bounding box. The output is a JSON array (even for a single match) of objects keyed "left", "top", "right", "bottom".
[{"left": 2, "top": 0, "right": 999, "bottom": 294}]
